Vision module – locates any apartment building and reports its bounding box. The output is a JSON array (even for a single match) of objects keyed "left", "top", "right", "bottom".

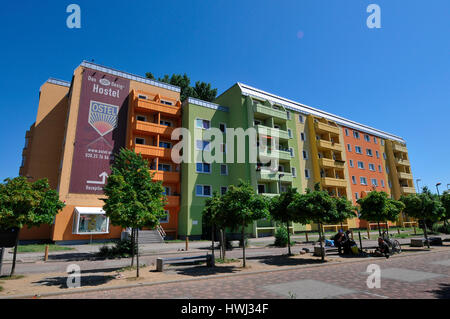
[{"left": 19, "top": 62, "right": 415, "bottom": 241}]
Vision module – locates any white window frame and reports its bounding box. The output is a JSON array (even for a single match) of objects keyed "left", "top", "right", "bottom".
[
  {"left": 160, "top": 210, "right": 170, "bottom": 223},
  {"left": 360, "top": 177, "right": 368, "bottom": 185},
  {"left": 305, "top": 169, "right": 310, "bottom": 179},
  {"left": 369, "top": 163, "right": 375, "bottom": 171},
  {"left": 195, "top": 118, "right": 211, "bottom": 130},
  {"left": 355, "top": 146, "right": 362, "bottom": 154},
  {"left": 72, "top": 207, "right": 110, "bottom": 235},
  {"left": 195, "top": 185, "right": 212, "bottom": 197},
  {"left": 196, "top": 162, "right": 211, "bottom": 174},
  {"left": 352, "top": 176, "right": 357, "bottom": 184},
  {"left": 349, "top": 159, "right": 354, "bottom": 168},
  {"left": 371, "top": 179, "right": 378, "bottom": 186},
  {"left": 357, "top": 161, "right": 365, "bottom": 169},
  {"left": 300, "top": 132, "right": 305, "bottom": 141},
  {"left": 288, "top": 129, "right": 293, "bottom": 138},
  {"left": 196, "top": 140, "right": 211, "bottom": 152},
  {"left": 347, "top": 144, "right": 352, "bottom": 152},
  {"left": 291, "top": 167, "right": 297, "bottom": 177},
  {"left": 302, "top": 150, "right": 308, "bottom": 159},
  {"left": 298, "top": 115, "right": 304, "bottom": 123},
  {"left": 366, "top": 149, "right": 373, "bottom": 156}
]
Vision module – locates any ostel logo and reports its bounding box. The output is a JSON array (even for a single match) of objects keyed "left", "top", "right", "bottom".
[{"left": 88, "top": 100, "right": 119, "bottom": 136}]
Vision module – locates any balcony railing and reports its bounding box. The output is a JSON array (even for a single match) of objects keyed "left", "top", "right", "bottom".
[
  {"left": 257, "top": 169, "right": 293, "bottom": 182},
  {"left": 256, "top": 125, "right": 289, "bottom": 140},
  {"left": 314, "top": 121, "right": 340, "bottom": 135},
  {"left": 258, "top": 148, "right": 291, "bottom": 161},
  {"left": 135, "top": 97, "right": 181, "bottom": 116},
  {"left": 319, "top": 158, "right": 345, "bottom": 169},
  {"left": 165, "top": 195, "right": 180, "bottom": 207},
  {"left": 401, "top": 186, "right": 416, "bottom": 194},
  {"left": 134, "top": 120, "right": 174, "bottom": 137},
  {"left": 393, "top": 144, "right": 408, "bottom": 153},
  {"left": 317, "top": 139, "right": 343, "bottom": 152},
  {"left": 253, "top": 103, "right": 287, "bottom": 121},
  {"left": 134, "top": 144, "right": 172, "bottom": 159},
  {"left": 395, "top": 157, "right": 410, "bottom": 166},
  {"left": 321, "top": 177, "right": 348, "bottom": 188},
  {"left": 150, "top": 170, "right": 180, "bottom": 183},
  {"left": 398, "top": 172, "right": 413, "bottom": 180}
]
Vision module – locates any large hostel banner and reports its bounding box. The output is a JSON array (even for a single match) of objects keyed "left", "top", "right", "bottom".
[{"left": 69, "top": 69, "right": 130, "bottom": 194}]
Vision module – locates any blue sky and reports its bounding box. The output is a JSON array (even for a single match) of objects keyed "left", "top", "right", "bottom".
[{"left": 0, "top": 1, "right": 448, "bottom": 193}]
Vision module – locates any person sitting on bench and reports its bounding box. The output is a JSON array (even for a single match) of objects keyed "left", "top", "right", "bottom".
[
  {"left": 342, "top": 230, "right": 356, "bottom": 255},
  {"left": 333, "top": 230, "right": 345, "bottom": 255},
  {"left": 376, "top": 237, "right": 391, "bottom": 259}
]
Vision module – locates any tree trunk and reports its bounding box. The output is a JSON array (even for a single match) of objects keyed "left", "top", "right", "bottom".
[
  {"left": 130, "top": 228, "right": 135, "bottom": 267},
  {"left": 287, "top": 221, "right": 292, "bottom": 256},
  {"left": 211, "top": 225, "right": 215, "bottom": 267},
  {"left": 136, "top": 228, "right": 140, "bottom": 277},
  {"left": 10, "top": 228, "right": 20, "bottom": 277},
  {"left": 318, "top": 223, "right": 325, "bottom": 262},
  {"left": 242, "top": 223, "right": 246, "bottom": 268},
  {"left": 423, "top": 220, "right": 430, "bottom": 249},
  {"left": 377, "top": 221, "right": 381, "bottom": 236},
  {"left": 222, "top": 230, "right": 226, "bottom": 260}
]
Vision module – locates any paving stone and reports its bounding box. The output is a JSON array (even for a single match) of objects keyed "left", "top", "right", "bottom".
[
  {"left": 378, "top": 268, "right": 444, "bottom": 282},
  {"left": 431, "top": 259, "right": 450, "bottom": 266},
  {"left": 263, "top": 279, "right": 356, "bottom": 299}
]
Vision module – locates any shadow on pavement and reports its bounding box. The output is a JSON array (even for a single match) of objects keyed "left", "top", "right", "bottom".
[
  {"left": 428, "top": 283, "right": 450, "bottom": 299},
  {"left": 33, "top": 274, "right": 115, "bottom": 289},
  {"left": 246, "top": 254, "right": 325, "bottom": 266},
  {"left": 162, "top": 264, "right": 240, "bottom": 276}
]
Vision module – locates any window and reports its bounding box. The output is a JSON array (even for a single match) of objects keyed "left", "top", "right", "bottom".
[
  {"left": 374, "top": 137, "right": 378, "bottom": 144},
  {"left": 196, "top": 140, "right": 210, "bottom": 151},
  {"left": 160, "top": 100, "right": 173, "bottom": 106},
  {"left": 300, "top": 132, "right": 305, "bottom": 141},
  {"left": 291, "top": 167, "right": 297, "bottom": 177},
  {"left": 388, "top": 180, "right": 392, "bottom": 188},
  {"left": 196, "top": 185, "right": 212, "bottom": 197},
  {"left": 369, "top": 163, "right": 375, "bottom": 171},
  {"left": 158, "top": 163, "right": 171, "bottom": 172},
  {"left": 257, "top": 184, "right": 266, "bottom": 194},
  {"left": 160, "top": 210, "right": 169, "bottom": 223},
  {"left": 383, "top": 152, "right": 387, "bottom": 160},
  {"left": 298, "top": 115, "right": 304, "bottom": 123},
  {"left": 72, "top": 207, "right": 109, "bottom": 235},
  {"left": 355, "top": 146, "right": 362, "bottom": 154},
  {"left": 347, "top": 144, "right": 352, "bottom": 152},
  {"left": 163, "top": 187, "right": 171, "bottom": 196},
  {"left": 302, "top": 150, "right": 308, "bottom": 159},
  {"left": 138, "top": 94, "right": 148, "bottom": 100},
  {"left": 386, "top": 166, "right": 390, "bottom": 174},
  {"left": 288, "top": 129, "right": 293, "bottom": 138},
  {"left": 286, "top": 111, "right": 291, "bottom": 120},
  {"left": 371, "top": 179, "right": 378, "bottom": 186},
  {"left": 196, "top": 118, "right": 210, "bottom": 130},
  {"left": 135, "top": 137, "right": 145, "bottom": 145},
  {"left": 305, "top": 169, "right": 310, "bottom": 179},
  {"left": 289, "top": 148, "right": 294, "bottom": 157},
  {"left": 159, "top": 141, "right": 172, "bottom": 149},
  {"left": 345, "top": 129, "right": 349, "bottom": 136},
  {"left": 378, "top": 165, "right": 382, "bottom": 172},
  {"left": 160, "top": 120, "right": 172, "bottom": 127},
  {"left": 364, "top": 135, "right": 371, "bottom": 142},
  {"left": 219, "top": 123, "right": 226, "bottom": 133},
  {"left": 355, "top": 192, "right": 359, "bottom": 200},
  {"left": 220, "top": 164, "right": 228, "bottom": 175},
  {"left": 381, "top": 139, "right": 385, "bottom": 146},
  {"left": 360, "top": 177, "right": 368, "bottom": 185},
  {"left": 366, "top": 149, "right": 373, "bottom": 156},
  {"left": 220, "top": 187, "right": 228, "bottom": 195},
  {"left": 254, "top": 120, "right": 262, "bottom": 126},
  {"left": 358, "top": 161, "right": 365, "bottom": 169},
  {"left": 381, "top": 180, "right": 385, "bottom": 187},
  {"left": 376, "top": 151, "right": 380, "bottom": 158},
  {"left": 196, "top": 162, "right": 211, "bottom": 173},
  {"left": 352, "top": 176, "right": 357, "bottom": 184},
  {"left": 353, "top": 131, "right": 360, "bottom": 139},
  {"left": 349, "top": 159, "right": 354, "bottom": 168},
  {"left": 136, "top": 115, "right": 146, "bottom": 122}
]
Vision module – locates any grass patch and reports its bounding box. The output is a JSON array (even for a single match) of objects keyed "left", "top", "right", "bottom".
[
  {"left": 118, "top": 264, "right": 146, "bottom": 272},
  {"left": 215, "top": 258, "right": 239, "bottom": 264},
  {"left": 16, "top": 244, "right": 74, "bottom": 253},
  {"left": 0, "top": 286, "right": 3, "bottom": 292},
  {"left": 0, "top": 275, "right": 25, "bottom": 280}
]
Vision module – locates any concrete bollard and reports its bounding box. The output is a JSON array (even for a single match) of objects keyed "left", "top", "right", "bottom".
[
  {"left": 156, "top": 258, "right": 164, "bottom": 272},
  {"left": 44, "top": 245, "right": 49, "bottom": 262},
  {"left": 185, "top": 236, "right": 189, "bottom": 251},
  {"left": 305, "top": 232, "right": 309, "bottom": 243}
]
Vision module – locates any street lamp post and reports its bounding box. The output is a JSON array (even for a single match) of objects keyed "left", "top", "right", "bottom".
[{"left": 436, "top": 182, "right": 442, "bottom": 197}]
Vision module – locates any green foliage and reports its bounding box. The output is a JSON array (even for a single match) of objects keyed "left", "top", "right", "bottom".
[
  {"left": 441, "top": 191, "right": 450, "bottom": 220},
  {"left": 269, "top": 188, "right": 298, "bottom": 223},
  {"left": 97, "top": 239, "right": 137, "bottom": 258},
  {"left": 16, "top": 244, "right": 73, "bottom": 253},
  {"left": 0, "top": 177, "right": 65, "bottom": 230},
  {"left": 333, "top": 196, "right": 357, "bottom": 224},
  {"left": 400, "top": 187, "right": 445, "bottom": 223},
  {"left": 102, "top": 148, "right": 166, "bottom": 230},
  {"left": 274, "top": 226, "right": 293, "bottom": 247},
  {"left": 432, "top": 223, "right": 450, "bottom": 234},
  {"left": 145, "top": 72, "right": 217, "bottom": 102},
  {"left": 357, "top": 191, "right": 404, "bottom": 224}
]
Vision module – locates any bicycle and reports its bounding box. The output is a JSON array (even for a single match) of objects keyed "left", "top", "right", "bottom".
[{"left": 381, "top": 231, "right": 402, "bottom": 254}]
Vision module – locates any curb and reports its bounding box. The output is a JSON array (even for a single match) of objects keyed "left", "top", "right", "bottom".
[{"left": 0, "top": 247, "right": 446, "bottom": 299}]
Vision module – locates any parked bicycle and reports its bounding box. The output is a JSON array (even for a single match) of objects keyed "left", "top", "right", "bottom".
[{"left": 381, "top": 231, "right": 402, "bottom": 254}]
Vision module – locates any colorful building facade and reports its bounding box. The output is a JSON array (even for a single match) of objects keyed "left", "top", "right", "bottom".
[{"left": 19, "top": 62, "right": 415, "bottom": 242}]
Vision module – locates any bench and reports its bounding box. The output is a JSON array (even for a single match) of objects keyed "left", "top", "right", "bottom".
[
  {"left": 411, "top": 237, "right": 443, "bottom": 247},
  {"left": 156, "top": 254, "right": 213, "bottom": 272}
]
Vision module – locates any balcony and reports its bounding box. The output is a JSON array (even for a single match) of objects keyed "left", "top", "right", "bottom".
[
  {"left": 319, "top": 158, "right": 345, "bottom": 169},
  {"left": 253, "top": 104, "right": 287, "bottom": 121},
  {"left": 321, "top": 177, "right": 348, "bottom": 188},
  {"left": 259, "top": 193, "right": 279, "bottom": 198},
  {"left": 398, "top": 172, "right": 413, "bottom": 180},
  {"left": 258, "top": 148, "right": 291, "bottom": 162},
  {"left": 393, "top": 144, "right": 408, "bottom": 153},
  {"left": 165, "top": 195, "right": 180, "bottom": 208},
  {"left": 257, "top": 169, "right": 293, "bottom": 183},
  {"left": 150, "top": 170, "right": 180, "bottom": 183},
  {"left": 134, "top": 144, "right": 172, "bottom": 159},
  {"left": 256, "top": 125, "right": 289, "bottom": 140},
  {"left": 135, "top": 98, "right": 181, "bottom": 117},
  {"left": 314, "top": 121, "right": 340, "bottom": 135},
  {"left": 317, "top": 140, "right": 343, "bottom": 152},
  {"left": 134, "top": 120, "right": 174, "bottom": 138},
  {"left": 395, "top": 157, "right": 410, "bottom": 166},
  {"left": 401, "top": 186, "right": 416, "bottom": 194}
]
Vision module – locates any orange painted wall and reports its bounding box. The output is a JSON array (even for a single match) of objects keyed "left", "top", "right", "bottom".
[{"left": 342, "top": 127, "right": 389, "bottom": 228}]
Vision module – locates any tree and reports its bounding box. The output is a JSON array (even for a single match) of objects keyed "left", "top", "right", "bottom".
[
  {"left": 440, "top": 191, "right": 450, "bottom": 226},
  {"left": 400, "top": 187, "right": 445, "bottom": 248},
  {"left": 220, "top": 180, "right": 269, "bottom": 267},
  {"left": 0, "top": 177, "right": 65, "bottom": 276},
  {"left": 357, "top": 191, "right": 403, "bottom": 236},
  {"left": 102, "top": 148, "right": 166, "bottom": 277},
  {"left": 145, "top": 72, "right": 217, "bottom": 102},
  {"left": 332, "top": 196, "right": 357, "bottom": 229},
  {"left": 289, "top": 184, "right": 338, "bottom": 261},
  {"left": 202, "top": 191, "right": 227, "bottom": 264},
  {"left": 269, "top": 188, "right": 299, "bottom": 256}
]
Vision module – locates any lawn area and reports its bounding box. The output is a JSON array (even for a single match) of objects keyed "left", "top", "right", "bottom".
[{"left": 16, "top": 244, "right": 74, "bottom": 253}]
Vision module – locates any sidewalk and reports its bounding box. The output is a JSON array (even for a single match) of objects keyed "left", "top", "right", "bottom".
[{"left": 2, "top": 232, "right": 448, "bottom": 264}]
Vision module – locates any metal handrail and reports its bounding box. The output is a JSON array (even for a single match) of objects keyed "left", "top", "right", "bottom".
[{"left": 157, "top": 225, "right": 166, "bottom": 238}]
